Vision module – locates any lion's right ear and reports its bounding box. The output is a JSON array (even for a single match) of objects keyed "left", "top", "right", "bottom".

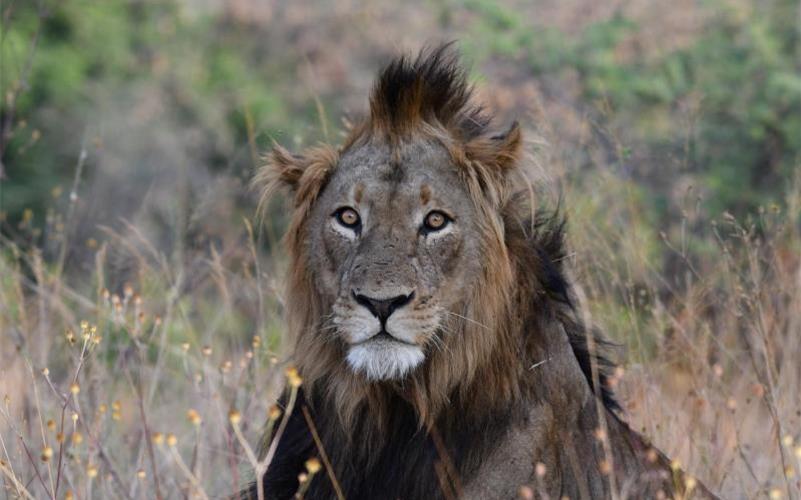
[
  {"left": 265, "top": 145, "right": 307, "bottom": 191},
  {"left": 254, "top": 143, "right": 339, "bottom": 215}
]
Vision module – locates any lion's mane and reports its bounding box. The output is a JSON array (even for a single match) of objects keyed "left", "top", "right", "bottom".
[{"left": 249, "top": 45, "right": 626, "bottom": 500}]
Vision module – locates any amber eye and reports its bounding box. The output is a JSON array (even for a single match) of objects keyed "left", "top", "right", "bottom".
[
  {"left": 423, "top": 211, "right": 450, "bottom": 232},
  {"left": 334, "top": 207, "right": 361, "bottom": 229}
]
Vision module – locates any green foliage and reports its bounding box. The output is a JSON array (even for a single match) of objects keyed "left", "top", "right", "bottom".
[
  {"left": 1, "top": 1, "right": 302, "bottom": 225},
  {"left": 465, "top": 0, "right": 800, "bottom": 215}
]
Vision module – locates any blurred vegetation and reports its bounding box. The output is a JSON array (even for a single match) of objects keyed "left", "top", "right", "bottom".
[
  {"left": 1, "top": 1, "right": 323, "bottom": 232},
  {"left": 2, "top": 0, "right": 799, "bottom": 231},
  {"left": 463, "top": 0, "right": 800, "bottom": 215}
]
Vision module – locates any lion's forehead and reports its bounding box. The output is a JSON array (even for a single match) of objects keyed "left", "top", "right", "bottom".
[{"left": 324, "top": 141, "right": 467, "bottom": 209}]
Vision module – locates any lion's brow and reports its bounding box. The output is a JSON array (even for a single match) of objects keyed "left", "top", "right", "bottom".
[
  {"left": 353, "top": 183, "right": 365, "bottom": 204},
  {"left": 420, "top": 184, "right": 432, "bottom": 204}
]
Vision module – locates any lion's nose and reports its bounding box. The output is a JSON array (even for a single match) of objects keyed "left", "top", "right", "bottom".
[{"left": 352, "top": 291, "right": 415, "bottom": 324}]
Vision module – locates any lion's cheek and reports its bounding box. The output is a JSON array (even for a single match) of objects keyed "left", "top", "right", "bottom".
[
  {"left": 432, "top": 242, "right": 483, "bottom": 310},
  {"left": 422, "top": 231, "right": 462, "bottom": 277},
  {"left": 315, "top": 226, "right": 354, "bottom": 296}
]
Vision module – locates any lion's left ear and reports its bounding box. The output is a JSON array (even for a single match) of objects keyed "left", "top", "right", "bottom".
[{"left": 465, "top": 121, "right": 522, "bottom": 173}]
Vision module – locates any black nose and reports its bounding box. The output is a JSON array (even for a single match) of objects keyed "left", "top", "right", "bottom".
[{"left": 353, "top": 291, "right": 415, "bottom": 324}]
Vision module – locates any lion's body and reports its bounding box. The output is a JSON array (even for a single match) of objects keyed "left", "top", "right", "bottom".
[{"left": 246, "top": 45, "right": 717, "bottom": 499}]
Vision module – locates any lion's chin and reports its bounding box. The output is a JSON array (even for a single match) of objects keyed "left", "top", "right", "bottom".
[{"left": 346, "top": 339, "right": 424, "bottom": 381}]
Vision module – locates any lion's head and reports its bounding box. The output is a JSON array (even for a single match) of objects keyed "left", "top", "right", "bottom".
[
  {"left": 308, "top": 137, "right": 487, "bottom": 381},
  {"left": 258, "top": 45, "right": 552, "bottom": 429}
]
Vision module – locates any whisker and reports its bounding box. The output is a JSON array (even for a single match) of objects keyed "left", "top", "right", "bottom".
[
  {"left": 428, "top": 328, "right": 453, "bottom": 358},
  {"left": 444, "top": 311, "right": 490, "bottom": 330}
]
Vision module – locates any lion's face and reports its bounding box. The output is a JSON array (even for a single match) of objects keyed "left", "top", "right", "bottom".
[{"left": 305, "top": 139, "right": 483, "bottom": 380}]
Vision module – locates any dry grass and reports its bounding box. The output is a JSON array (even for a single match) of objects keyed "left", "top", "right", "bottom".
[
  {"left": 2, "top": 148, "right": 799, "bottom": 500},
  {"left": 570, "top": 173, "right": 801, "bottom": 499},
  {"left": 0, "top": 218, "right": 290, "bottom": 499}
]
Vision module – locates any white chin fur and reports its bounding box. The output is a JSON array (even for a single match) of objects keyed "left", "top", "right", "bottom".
[{"left": 346, "top": 340, "right": 424, "bottom": 381}]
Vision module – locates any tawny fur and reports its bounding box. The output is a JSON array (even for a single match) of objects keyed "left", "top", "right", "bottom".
[{"left": 245, "top": 44, "right": 717, "bottom": 500}]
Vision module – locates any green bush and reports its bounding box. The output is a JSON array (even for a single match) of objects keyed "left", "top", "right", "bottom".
[{"left": 465, "top": 0, "right": 800, "bottom": 215}]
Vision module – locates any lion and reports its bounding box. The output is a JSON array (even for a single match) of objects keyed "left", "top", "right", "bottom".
[{"left": 245, "top": 45, "right": 718, "bottom": 499}]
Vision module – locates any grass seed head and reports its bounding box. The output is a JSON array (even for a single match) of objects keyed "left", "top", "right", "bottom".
[
  {"left": 305, "top": 457, "right": 321, "bottom": 474},
  {"left": 268, "top": 405, "right": 282, "bottom": 421},
  {"left": 228, "top": 409, "right": 241, "bottom": 425},
  {"left": 187, "top": 409, "right": 202, "bottom": 426},
  {"left": 286, "top": 366, "right": 302, "bottom": 387},
  {"left": 518, "top": 486, "right": 534, "bottom": 500}
]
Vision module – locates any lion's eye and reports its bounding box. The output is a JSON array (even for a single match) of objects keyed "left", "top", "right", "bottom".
[
  {"left": 423, "top": 211, "right": 450, "bottom": 232},
  {"left": 334, "top": 207, "right": 361, "bottom": 229}
]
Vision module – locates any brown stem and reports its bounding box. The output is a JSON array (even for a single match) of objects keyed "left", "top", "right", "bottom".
[{"left": 301, "top": 405, "right": 344, "bottom": 500}]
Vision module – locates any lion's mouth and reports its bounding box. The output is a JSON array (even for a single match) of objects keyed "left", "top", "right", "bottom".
[{"left": 353, "top": 329, "right": 417, "bottom": 347}]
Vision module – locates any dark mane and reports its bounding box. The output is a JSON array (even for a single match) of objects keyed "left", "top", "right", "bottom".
[
  {"left": 526, "top": 209, "right": 620, "bottom": 412},
  {"left": 368, "top": 43, "right": 491, "bottom": 140}
]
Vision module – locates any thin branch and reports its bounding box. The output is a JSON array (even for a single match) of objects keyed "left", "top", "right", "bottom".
[
  {"left": 166, "top": 445, "right": 209, "bottom": 500},
  {"left": 0, "top": 460, "right": 37, "bottom": 500},
  {"left": 301, "top": 405, "right": 344, "bottom": 500}
]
